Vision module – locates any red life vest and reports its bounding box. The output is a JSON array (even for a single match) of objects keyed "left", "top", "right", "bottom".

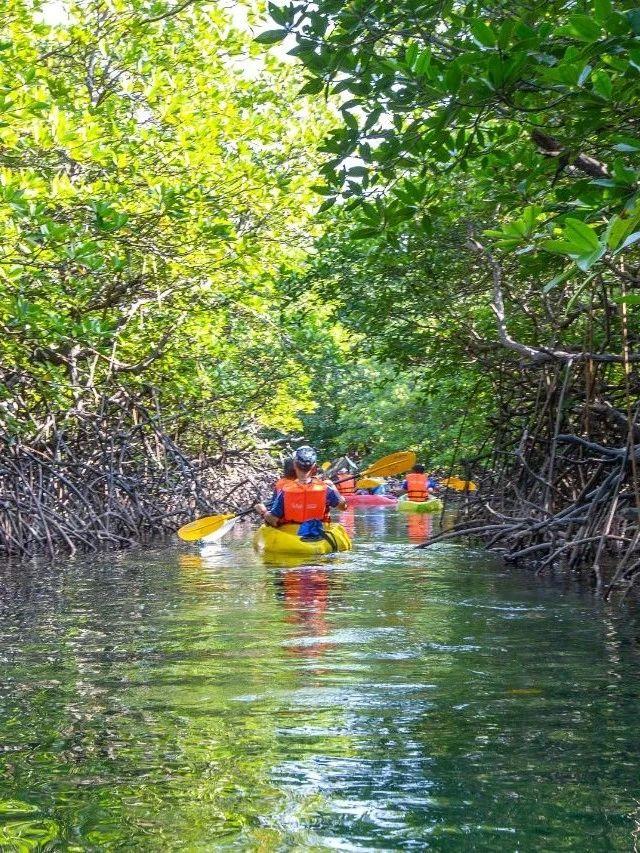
[
  {"left": 406, "top": 472, "right": 429, "bottom": 501},
  {"left": 281, "top": 480, "right": 329, "bottom": 523},
  {"left": 335, "top": 474, "right": 356, "bottom": 495}
]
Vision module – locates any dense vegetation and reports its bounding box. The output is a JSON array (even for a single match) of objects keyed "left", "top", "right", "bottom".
[
  {"left": 0, "top": 0, "right": 343, "bottom": 556},
  {"left": 267, "top": 0, "right": 640, "bottom": 594},
  {"left": 2, "top": 0, "right": 640, "bottom": 594}
]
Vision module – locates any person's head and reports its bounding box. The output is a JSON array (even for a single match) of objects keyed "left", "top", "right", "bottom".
[
  {"left": 282, "top": 457, "right": 296, "bottom": 479},
  {"left": 412, "top": 464, "right": 425, "bottom": 474},
  {"left": 293, "top": 445, "right": 317, "bottom": 476}
]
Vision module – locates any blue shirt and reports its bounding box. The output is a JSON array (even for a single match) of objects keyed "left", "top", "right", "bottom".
[{"left": 270, "top": 484, "right": 341, "bottom": 519}]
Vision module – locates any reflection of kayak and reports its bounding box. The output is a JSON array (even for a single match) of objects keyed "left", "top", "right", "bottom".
[
  {"left": 345, "top": 494, "right": 397, "bottom": 507},
  {"left": 253, "top": 523, "right": 352, "bottom": 555},
  {"left": 397, "top": 498, "right": 443, "bottom": 513},
  {"left": 407, "top": 513, "right": 432, "bottom": 543}
]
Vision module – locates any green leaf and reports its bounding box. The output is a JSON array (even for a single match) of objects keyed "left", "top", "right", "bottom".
[
  {"left": 575, "top": 246, "right": 605, "bottom": 271},
  {"left": 541, "top": 239, "right": 578, "bottom": 255},
  {"left": 470, "top": 19, "right": 497, "bottom": 48},
  {"left": 497, "top": 19, "right": 515, "bottom": 49},
  {"left": 414, "top": 49, "right": 432, "bottom": 76},
  {"left": 627, "top": 9, "right": 640, "bottom": 34},
  {"left": 404, "top": 41, "right": 419, "bottom": 68},
  {"left": 613, "top": 293, "right": 640, "bottom": 305},
  {"left": 577, "top": 64, "right": 592, "bottom": 86},
  {"left": 594, "top": 0, "right": 612, "bottom": 23},
  {"left": 254, "top": 29, "right": 288, "bottom": 44},
  {"left": 299, "top": 78, "right": 324, "bottom": 95},
  {"left": 352, "top": 227, "right": 379, "bottom": 239},
  {"left": 310, "top": 183, "right": 334, "bottom": 196},
  {"left": 268, "top": 3, "right": 293, "bottom": 26},
  {"left": 615, "top": 230, "right": 640, "bottom": 253},
  {"left": 445, "top": 62, "right": 462, "bottom": 92},
  {"left": 342, "top": 111, "right": 359, "bottom": 131},
  {"left": 364, "top": 108, "right": 383, "bottom": 131},
  {"left": 591, "top": 69, "right": 612, "bottom": 99},
  {"left": 563, "top": 15, "right": 602, "bottom": 42},
  {"left": 612, "top": 135, "right": 640, "bottom": 152},
  {"left": 317, "top": 197, "right": 336, "bottom": 213},
  {"left": 564, "top": 218, "right": 601, "bottom": 252},
  {"left": 543, "top": 266, "right": 573, "bottom": 293},
  {"left": 613, "top": 293, "right": 640, "bottom": 304}
]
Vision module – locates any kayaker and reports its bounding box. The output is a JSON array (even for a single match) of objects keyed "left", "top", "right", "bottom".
[
  {"left": 400, "top": 464, "right": 431, "bottom": 502},
  {"left": 274, "top": 457, "right": 296, "bottom": 492},
  {"left": 255, "top": 445, "right": 346, "bottom": 536},
  {"left": 267, "top": 457, "right": 296, "bottom": 511},
  {"left": 333, "top": 467, "right": 357, "bottom": 496}
]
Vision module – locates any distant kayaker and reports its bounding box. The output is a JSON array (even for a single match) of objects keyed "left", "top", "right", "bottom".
[
  {"left": 399, "top": 464, "right": 431, "bottom": 502},
  {"left": 359, "top": 477, "right": 387, "bottom": 495},
  {"left": 255, "top": 446, "right": 346, "bottom": 533},
  {"left": 333, "top": 467, "right": 357, "bottom": 496}
]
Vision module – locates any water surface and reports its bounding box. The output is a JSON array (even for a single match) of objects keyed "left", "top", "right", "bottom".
[{"left": 1, "top": 509, "right": 639, "bottom": 849}]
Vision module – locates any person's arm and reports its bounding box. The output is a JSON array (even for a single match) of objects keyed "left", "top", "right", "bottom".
[
  {"left": 327, "top": 484, "right": 347, "bottom": 511},
  {"left": 255, "top": 491, "right": 284, "bottom": 527}
]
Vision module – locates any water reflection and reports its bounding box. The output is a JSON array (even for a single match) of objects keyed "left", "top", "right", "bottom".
[
  {"left": 0, "top": 511, "right": 639, "bottom": 849},
  {"left": 406, "top": 512, "right": 432, "bottom": 544},
  {"left": 274, "top": 568, "right": 335, "bottom": 658},
  {"left": 338, "top": 506, "right": 355, "bottom": 537},
  {"left": 339, "top": 506, "right": 397, "bottom": 542}
]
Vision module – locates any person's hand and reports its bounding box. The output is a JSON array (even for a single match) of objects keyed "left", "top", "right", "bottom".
[{"left": 254, "top": 502, "right": 268, "bottom": 518}]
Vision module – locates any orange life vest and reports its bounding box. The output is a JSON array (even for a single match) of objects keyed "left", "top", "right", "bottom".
[
  {"left": 406, "top": 472, "right": 429, "bottom": 501},
  {"left": 281, "top": 480, "right": 329, "bottom": 524},
  {"left": 275, "top": 476, "right": 295, "bottom": 492},
  {"left": 335, "top": 474, "right": 356, "bottom": 495}
]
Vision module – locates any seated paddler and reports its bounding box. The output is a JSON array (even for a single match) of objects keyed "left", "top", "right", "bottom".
[
  {"left": 255, "top": 445, "right": 346, "bottom": 539},
  {"left": 399, "top": 463, "right": 431, "bottom": 502}
]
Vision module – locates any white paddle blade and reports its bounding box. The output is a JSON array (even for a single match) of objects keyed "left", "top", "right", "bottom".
[{"left": 200, "top": 517, "right": 240, "bottom": 544}]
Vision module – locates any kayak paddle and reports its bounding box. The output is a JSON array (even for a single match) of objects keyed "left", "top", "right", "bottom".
[
  {"left": 177, "top": 512, "right": 240, "bottom": 542},
  {"left": 441, "top": 476, "right": 478, "bottom": 491},
  {"left": 334, "top": 450, "right": 416, "bottom": 485}
]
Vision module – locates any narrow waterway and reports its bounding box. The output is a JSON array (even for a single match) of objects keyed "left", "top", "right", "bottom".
[{"left": 1, "top": 508, "right": 639, "bottom": 850}]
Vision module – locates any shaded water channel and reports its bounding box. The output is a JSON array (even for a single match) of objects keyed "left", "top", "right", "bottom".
[{"left": 1, "top": 508, "right": 640, "bottom": 850}]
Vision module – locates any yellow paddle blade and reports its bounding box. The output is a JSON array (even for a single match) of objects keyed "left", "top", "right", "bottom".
[
  {"left": 177, "top": 513, "right": 236, "bottom": 542},
  {"left": 362, "top": 451, "right": 416, "bottom": 479},
  {"left": 441, "top": 477, "right": 477, "bottom": 492},
  {"left": 357, "top": 476, "right": 384, "bottom": 489},
  {"left": 321, "top": 461, "right": 331, "bottom": 471}
]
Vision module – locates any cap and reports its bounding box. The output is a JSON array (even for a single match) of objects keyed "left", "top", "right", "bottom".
[{"left": 294, "top": 445, "right": 317, "bottom": 470}]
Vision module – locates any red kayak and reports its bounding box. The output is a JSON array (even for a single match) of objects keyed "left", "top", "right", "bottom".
[{"left": 344, "top": 494, "right": 397, "bottom": 507}]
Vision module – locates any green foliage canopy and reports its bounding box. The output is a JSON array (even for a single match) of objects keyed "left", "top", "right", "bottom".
[{"left": 0, "top": 0, "right": 337, "bottom": 442}]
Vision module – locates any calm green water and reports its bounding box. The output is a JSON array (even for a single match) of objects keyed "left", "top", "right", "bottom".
[{"left": 1, "top": 508, "right": 640, "bottom": 850}]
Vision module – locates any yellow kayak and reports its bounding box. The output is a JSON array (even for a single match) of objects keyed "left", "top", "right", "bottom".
[
  {"left": 397, "top": 498, "right": 443, "bottom": 514},
  {"left": 253, "top": 523, "right": 352, "bottom": 556}
]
